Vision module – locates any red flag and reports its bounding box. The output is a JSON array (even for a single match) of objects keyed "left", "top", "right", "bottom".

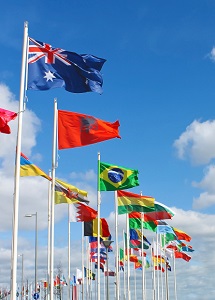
[
  {"left": 129, "top": 255, "right": 138, "bottom": 263},
  {"left": 58, "top": 110, "right": 120, "bottom": 149},
  {"left": 0, "top": 108, "right": 17, "bottom": 134},
  {"left": 69, "top": 202, "right": 97, "bottom": 222},
  {"left": 174, "top": 251, "right": 191, "bottom": 262}
]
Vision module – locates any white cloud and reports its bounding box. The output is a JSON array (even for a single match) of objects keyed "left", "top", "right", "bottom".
[
  {"left": 192, "top": 192, "right": 215, "bottom": 210},
  {"left": 191, "top": 164, "right": 215, "bottom": 209},
  {"left": 173, "top": 119, "right": 215, "bottom": 165},
  {"left": 209, "top": 47, "right": 215, "bottom": 62}
]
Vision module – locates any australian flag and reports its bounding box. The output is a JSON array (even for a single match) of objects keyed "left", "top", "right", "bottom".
[{"left": 27, "top": 37, "right": 106, "bottom": 94}]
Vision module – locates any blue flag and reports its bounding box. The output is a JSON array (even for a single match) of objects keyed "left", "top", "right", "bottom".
[{"left": 27, "top": 38, "right": 106, "bottom": 94}]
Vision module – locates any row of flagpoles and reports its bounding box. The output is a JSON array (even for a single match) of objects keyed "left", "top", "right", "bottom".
[{"left": 0, "top": 21, "right": 194, "bottom": 300}]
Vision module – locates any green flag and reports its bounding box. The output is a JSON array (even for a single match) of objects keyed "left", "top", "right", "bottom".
[{"left": 99, "top": 161, "right": 139, "bottom": 191}]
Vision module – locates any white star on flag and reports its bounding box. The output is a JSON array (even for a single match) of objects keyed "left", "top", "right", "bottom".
[{"left": 44, "top": 70, "right": 56, "bottom": 81}]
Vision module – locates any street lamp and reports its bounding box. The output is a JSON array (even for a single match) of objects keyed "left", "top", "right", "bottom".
[
  {"left": 102, "top": 240, "right": 114, "bottom": 300},
  {"left": 18, "top": 254, "right": 24, "bottom": 300},
  {"left": 25, "top": 212, "right": 38, "bottom": 294}
]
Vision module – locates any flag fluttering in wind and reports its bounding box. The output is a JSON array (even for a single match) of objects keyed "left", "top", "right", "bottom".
[
  {"left": 84, "top": 267, "right": 96, "bottom": 280},
  {"left": 84, "top": 218, "right": 110, "bottom": 237},
  {"left": 69, "top": 202, "right": 97, "bottom": 222},
  {"left": 28, "top": 37, "right": 106, "bottom": 94},
  {"left": 104, "top": 270, "right": 116, "bottom": 277},
  {"left": 0, "top": 108, "right": 17, "bottom": 134},
  {"left": 55, "top": 178, "right": 88, "bottom": 204},
  {"left": 20, "top": 152, "right": 51, "bottom": 180},
  {"left": 172, "top": 227, "right": 191, "bottom": 242},
  {"left": 99, "top": 162, "right": 139, "bottom": 191},
  {"left": 156, "top": 221, "right": 176, "bottom": 235},
  {"left": 117, "top": 190, "right": 155, "bottom": 214},
  {"left": 174, "top": 251, "right": 191, "bottom": 262},
  {"left": 58, "top": 110, "right": 120, "bottom": 149}
]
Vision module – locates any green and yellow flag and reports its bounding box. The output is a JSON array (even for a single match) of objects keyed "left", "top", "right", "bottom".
[{"left": 99, "top": 162, "right": 139, "bottom": 191}]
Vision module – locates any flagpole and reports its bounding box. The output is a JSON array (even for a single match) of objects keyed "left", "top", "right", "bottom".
[
  {"left": 114, "top": 191, "right": 119, "bottom": 300},
  {"left": 156, "top": 233, "right": 160, "bottom": 300},
  {"left": 126, "top": 214, "right": 130, "bottom": 300},
  {"left": 173, "top": 251, "right": 177, "bottom": 300},
  {"left": 151, "top": 241, "right": 156, "bottom": 300},
  {"left": 68, "top": 205, "right": 71, "bottom": 300},
  {"left": 134, "top": 264, "right": 136, "bottom": 300},
  {"left": 123, "top": 229, "right": 126, "bottom": 300},
  {"left": 47, "top": 170, "right": 52, "bottom": 300},
  {"left": 11, "top": 21, "right": 28, "bottom": 300},
  {"left": 97, "top": 152, "right": 101, "bottom": 300},
  {"left": 160, "top": 235, "right": 164, "bottom": 300},
  {"left": 141, "top": 212, "right": 145, "bottom": 300},
  {"left": 81, "top": 224, "right": 85, "bottom": 300},
  {"left": 50, "top": 98, "right": 58, "bottom": 300}
]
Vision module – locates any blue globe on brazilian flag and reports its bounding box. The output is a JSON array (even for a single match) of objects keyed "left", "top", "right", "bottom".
[{"left": 99, "top": 162, "right": 139, "bottom": 191}]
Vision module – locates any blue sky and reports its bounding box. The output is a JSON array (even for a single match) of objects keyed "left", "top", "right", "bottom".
[{"left": 1, "top": 1, "right": 215, "bottom": 299}]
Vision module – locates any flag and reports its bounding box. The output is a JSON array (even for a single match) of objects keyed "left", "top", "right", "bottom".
[
  {"left": 95, "top": 263, "right": 104, "bottom": 272},
  {"left": 117, "top": 190, "right": 155, "bottom": 214},
  {"left": 84, "top": 267, "right": 96, "bottom": 280},
  {"left": 20, "top": 153, "right": 51, "bottom": 180},
  {"left": 174, "top": 251, "right": 191, "bottom": 262},
  {"left": 120, "top": 248, "right": 124, "bottom": 261},
  {"left": 58, "top": 110, "right": 120, "bottom": 150},
  {"left": 128, "top": 212, "right": 158, "bottom": 231},
  {"left": 129, "top": 229, "right": 151, "bottom": 245},
  {"left": 90, "top": 241, "right": 106, "bottom": 253},
  {"left": 119, "top": 261, "right": 124, "bottom": 272},
  {"left": 0, "top": 108, "right": 17, "bottom": 134},
  {"left": 181, "top": 245, "right": 194, "bottom": 252},
  {"left": 27, "top": 37, "right": 106, "bottom": 94},
  {"left": 172, "top": 227, "right": 191, "bottom": 242},
  {"left": 156, "top": 221, "right": 177, "bottom": 235},
  {"left": 54, "top": 275, "right": 60, "bottom": 287},
  {"left": 129, "top": 255, "right": 138, "bottom": 263},
  {"left": 69, "top": 202, "right": 97, "bottom": 222},
  {"left": 154, "top": 264, "right": 165, "bottom": 273},
  {"left": 84, "top": 218, "right": 110, "bottom": 237},
  {"left": 60, "top": 275, "right": 67, "bottom": 286},
  {"left": 55, "top": 178, "right": 88, "bottom": 204},
  {"left": 104, "top": 270, "right": 116, "bottom": 276},
  {"left": 134, "top": 260, "right": 142, "bottom": 269},
  {"left": 76, "top": 269, "right": 82, "bottom": 284},
  {"left": 100, "top": 162, "right": 139, "bottom": 191},
  {"left": 128, "top": 201, "right": 174, "bottom": 225},
  {"left": 124, "top": 233, "right": 149, "bottom": 250}
]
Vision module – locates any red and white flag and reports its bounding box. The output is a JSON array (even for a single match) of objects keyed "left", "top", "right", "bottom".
[{"left": 69, "top": 202, "right": 97, "bottom": 222}]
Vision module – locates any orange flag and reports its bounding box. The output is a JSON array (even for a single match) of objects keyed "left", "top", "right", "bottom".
[{"left": 58, "top": 110, "right": 120, "bottom": 149}]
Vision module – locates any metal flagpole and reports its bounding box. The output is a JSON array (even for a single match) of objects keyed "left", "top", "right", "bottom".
[
  {"left": 68, "top": 205, "right": 71, "bottom": 300},
  {"left": 97, "top": 152, "right": 101, "bottom": 300},
  {"left": 134, "top": 264, "right": 136, "bottom": 300},
  {"left": 141, "top": 212, "right": 145, "bottom": 300},
  {"left": 114, "top": 191, "right": 120, "bottom": 300},
  {"left": 50, "top": 98, "right": 58, "bottom": 300},
  {"left": 47, "top": 170, "right": 52, "bottom": 300},
  {"left": 82, "top": 223, "right": 85, "bottom": 300},
  {"left": 173, "top": 251, "right": 177, "bottom": 300},
  {"left": 126, "top": 214, "right": 130, "bottom": 300},
  {"left": 11, "top": 21, "right": 28, "bottom": 300},
  {"left": 151, "top": 240, "right": 156, "bottom": 300}
]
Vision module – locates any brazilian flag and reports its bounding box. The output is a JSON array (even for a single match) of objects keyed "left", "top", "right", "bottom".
[{"left": 99, "top": 161, "right": 139, "bottom": 191}]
